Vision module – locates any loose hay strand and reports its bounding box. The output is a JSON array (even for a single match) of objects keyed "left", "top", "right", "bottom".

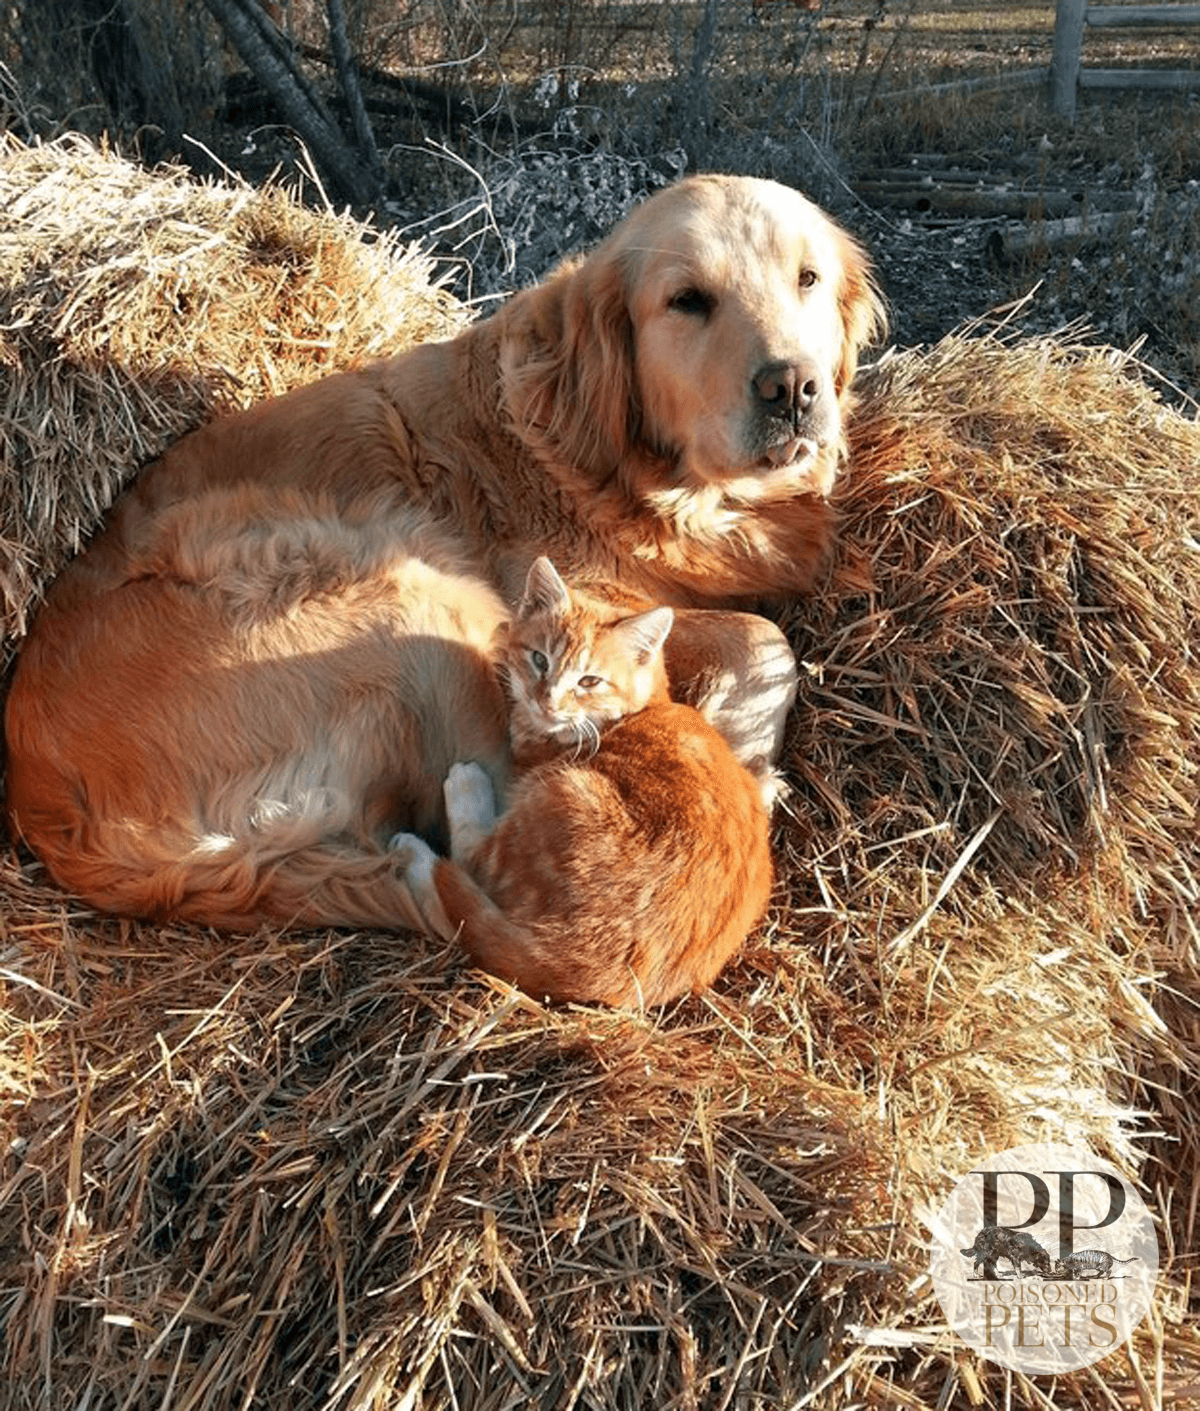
[{"left": 1, "top": 136, "right": 1199, "bottom": 1409}]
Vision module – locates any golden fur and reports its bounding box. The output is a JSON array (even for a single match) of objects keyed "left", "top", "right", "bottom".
[
  {"left": 394, "top": 560, "right": 774, "bottom": 1006},
  {"left": 4, "top": 174, "right": 882, "bottom": 933}
]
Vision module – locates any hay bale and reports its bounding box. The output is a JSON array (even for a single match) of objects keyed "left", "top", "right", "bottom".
[
  {"left": 1, "top": 136, "right": 1198, "bottom": 1409},
  {"left": 798, "top": 328, "right": 1200, "bottom": 947},
  {"left": 0, "top": 132, "right": 466, "bottom": 652}
]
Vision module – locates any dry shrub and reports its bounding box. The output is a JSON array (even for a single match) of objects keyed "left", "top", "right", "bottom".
[{"left": 1, "top": 136, "right": 1198, "bottom": 1410}]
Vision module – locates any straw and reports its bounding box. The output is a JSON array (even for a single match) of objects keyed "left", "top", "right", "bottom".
[{"left": 1, "top": 135, "right": 1197, "bottom": 1410}]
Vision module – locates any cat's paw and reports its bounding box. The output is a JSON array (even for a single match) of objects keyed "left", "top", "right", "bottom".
[
  {"left": 753, "top": 764, "right": 790, "bottom": 813},
  {"left": 445, "top": 761, "right": 496, "bottom": 824},
  {"left": 388, "top": 832, "right": 454, "bottom": 940},
  {"left": 444, "top": 762, "right": 496, "bottom": 859}
]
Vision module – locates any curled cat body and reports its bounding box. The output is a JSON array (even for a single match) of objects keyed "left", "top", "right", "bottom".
[{"left": 392, "top": 558, "right": 775, "bottom": 1007}]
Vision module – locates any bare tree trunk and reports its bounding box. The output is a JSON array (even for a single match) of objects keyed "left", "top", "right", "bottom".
[
  {"left": 1051, "top": 0, "right": 1087, "bottom": 122},
  {"left": 239, "top": 0, "right": 342, "bottom": 135},
  {"left": 200, "top": 0, "right": 379, "bottom": 206},
  {"left": 326, "top": 0, "right": 382, "bottom": 181},
  {"left": 45, "top": 0, "right": 186, "bottom": 157}
]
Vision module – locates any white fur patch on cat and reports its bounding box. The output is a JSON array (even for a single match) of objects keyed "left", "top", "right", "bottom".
[
  {"left": 388, "top": 831, "right": 454, "bottom": 940},
  {"left": 443, "top": 762, "right": 497, "bottom": 861}
]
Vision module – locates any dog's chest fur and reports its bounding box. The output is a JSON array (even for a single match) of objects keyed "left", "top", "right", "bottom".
[{"left": 423, "top": 327, "right": 838, "bottom": 608}]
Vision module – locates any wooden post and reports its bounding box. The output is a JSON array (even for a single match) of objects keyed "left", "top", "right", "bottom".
[
  {"left": 1052, "top": 0, "right": 1087, "bottom": 121},
  {"left": 1080, "top": 67, "right": 1200, "bottom": 91},
  {"left": 1086, "top": 5, "right": 1200, "bottom": 25}
]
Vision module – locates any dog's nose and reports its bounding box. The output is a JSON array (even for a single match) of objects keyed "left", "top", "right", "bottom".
[{"left": 753, "top": 359, "right": 821, "bottom": 416}]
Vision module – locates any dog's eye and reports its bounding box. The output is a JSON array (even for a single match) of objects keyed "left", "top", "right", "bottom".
[
  {"left": 668, "top": 287, "right": 715, "bottom": 318},
  {"left": 798, "top": 268, "right": 819, "bottom": 290},
  {"left": 530, "top": 649, "right": 549, "bottom": 674},
  {"left": 577, "top": 674, "right": 603, "bottom": 690}
]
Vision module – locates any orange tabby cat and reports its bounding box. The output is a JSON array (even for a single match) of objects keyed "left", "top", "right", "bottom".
[{"left": 391, "top": 558, "right": 775, "bottom": 1006}]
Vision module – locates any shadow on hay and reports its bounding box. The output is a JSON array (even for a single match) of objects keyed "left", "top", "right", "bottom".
[
  {"left": 0, "top": 350, "right": 231, "bottom": 668},
  {"left": 0, "top": 918, "right": 876, "bottom": 1407}
]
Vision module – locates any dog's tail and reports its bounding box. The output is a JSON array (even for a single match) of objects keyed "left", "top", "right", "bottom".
[
  {"left": 169, "top": 839, "right": 432, "bottom": 933},
  {"left": 432, "top": 858, "right": 630, "bottom": 1006},
  {"left": 20, "top": 788, "right": 431, "bottom": 933}
]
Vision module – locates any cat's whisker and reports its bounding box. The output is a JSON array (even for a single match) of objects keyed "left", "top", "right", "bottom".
[
  {"left": 564, "top": 718, "right": 600, "bottom": 761},
  {"left": 580, "top": 718, "right": 602, "bottom": 759}
]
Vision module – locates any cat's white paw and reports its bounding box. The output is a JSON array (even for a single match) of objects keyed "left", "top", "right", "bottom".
[
  {"left": 444, "top": 762, "right": 496, "bottom": 860},
  {"left": 388, "top": 832, "right": 454, "bottom": 940},
  {"left": 753, "top": 764, "right": 790, "bottom": 813},
  {"left": 387, "top": 830, "right": 433, "bottom": 861},
  {"left": 445, "top": 762, "right": 496, "bottom": 826}
]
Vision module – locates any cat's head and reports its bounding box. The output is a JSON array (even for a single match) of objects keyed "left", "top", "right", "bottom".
[{"left": 503, "top": 557, "right": 674, "bottom": 753}]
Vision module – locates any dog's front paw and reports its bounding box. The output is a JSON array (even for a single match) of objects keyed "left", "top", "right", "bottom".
[
  {"left": 444, "top": 762, "right": 496, "bottom": 860},
  {"left": 388, "top": 832, "right": 453, "bottom": 939}
]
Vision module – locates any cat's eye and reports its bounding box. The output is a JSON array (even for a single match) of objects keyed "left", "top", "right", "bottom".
[
  {"left": 529, "top": 649, "right": 549, "bottom": 674},
  {"left": 798, "top": 268, "right": 819, "bottom": 290},
  {"left": 578, "top": 675, "right": 603, "bottom": 690}
]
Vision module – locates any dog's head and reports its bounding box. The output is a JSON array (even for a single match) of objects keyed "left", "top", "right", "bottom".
[{"left": 502, "top": 174, "right": 885, "bottom": 503}]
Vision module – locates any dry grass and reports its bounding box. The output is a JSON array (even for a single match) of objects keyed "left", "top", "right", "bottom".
[{"left": 1, "top": 135, "right": 1198, "bottom": 1410}]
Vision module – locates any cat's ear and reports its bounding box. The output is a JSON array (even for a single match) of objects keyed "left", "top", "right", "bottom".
[
  {"left": 614, "top": 606, "right": 674, "bottom": 663},
  {"left": 520, "top": 556, "right": 572, "bottom": 617}
]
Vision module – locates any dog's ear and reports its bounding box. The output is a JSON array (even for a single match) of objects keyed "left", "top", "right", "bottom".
[
  {"left": 833, "top": 228, "right": 887, "bottom": 397},
  {"left": 502, "top": 244, "right": 637, "bottom": 476}
]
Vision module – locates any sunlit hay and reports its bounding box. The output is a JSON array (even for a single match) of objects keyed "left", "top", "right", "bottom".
[{"left": 1, "top": 138, "right": 1197, "bottom": 1409}]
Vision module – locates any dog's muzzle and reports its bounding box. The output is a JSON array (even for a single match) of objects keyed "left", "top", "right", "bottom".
[{"left": 752, "top": 358, "right": 837, "bottom": 466}]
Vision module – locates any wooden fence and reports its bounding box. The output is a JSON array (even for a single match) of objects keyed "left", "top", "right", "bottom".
[{"left": 1052, "top": 0, "right": 1200, "bottom": 119}]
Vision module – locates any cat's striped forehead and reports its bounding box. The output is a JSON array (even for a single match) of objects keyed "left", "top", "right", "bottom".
[
  {"left": 510, "top": 596, "right": 627, "bottom": 671},
  {"left": 526, "top": 612, "right": 600, "bottom": 670}
]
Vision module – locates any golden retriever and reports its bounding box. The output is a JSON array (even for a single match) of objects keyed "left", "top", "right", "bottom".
[{"left": 4, "top": 174, "right": 883, "bottom": 932}]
